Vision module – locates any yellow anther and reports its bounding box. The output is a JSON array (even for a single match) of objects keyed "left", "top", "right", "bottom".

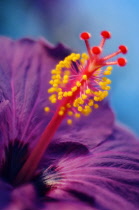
[
  {"left": 66, "top": 103, "right": 71, "bottom": 108},
  {"left": 48, "top": 88, "right": 55, "bottom": 93},
  {"left": 72, "top": 57, "right": 77, "bottom": 62},
  {"left": 82, "top": 75, "right": 88, "bottom": 80},
  {"left": 54, "top": 79, "right": 60, "bottom": 84},
  {"left": 78, "top": 98, "right": 84, "bottom": 104},
  {"left": 106, "top": 79, "right": 111, "bottom": 84},
  {"left": 56, "top": 75, "right": 61, "bottom": 79},
  {"left": 53, "top": 83, "right": 58, "bottom": 87},
  {"left": 58, "top": 96, "right": 63, "bottom": 100},
  {"left": 49, "top": 94, "right": 56, "bottom": 99},
  {"left": 57, "top": 88, "right": 62, "bottom": 92},
  {"left": 58, "top": 110, "right": 64, "bottom": 116},
  {"left": 85, "top": 89, "right": 91, "bottom": 94},
  {"left": 105, "top": 86, "right": 111, "bottom": 90},
  {"left": 68, "top": 111, "right": 73, "bottom": 116},
  {"left": 85, "top": 105, "right": 91, "bottom": 111},
  {"left": 64, "top": 70, "right": 71, "bottom": 76},
  {"left": 44, "top": 107, "right": 50, "bottom": 112},
  {"left": 103, "top": 91, "right": 108, "bottom": 97},
  {"left": 63, "top": 75, "right": 69, "bottom": 80},
  {"left": 78, "top": 106, "right": 83, "bottom": 112},
  {"left": 51, "top": 75, "right": 56, "bottom": 79},
  {"left": 88, "top": 99, "right": 94, "bottom": 106},
  {"left": 81, "top": 94, "right": 87, "bottom": 100},
  {"left": 80, "top": 58, "right": 85, "bottom": 64},
  {"left": 75, "top": 113, "right": 81, "bottom": 118},
  {"left": 106, "top": 66, "right": 113, "bottom": 71},
  {"left": 51, "top": 70, "right": 56, "bottom": 74},
  {"left": 76, "top": 81, "right": 81, "bottom": 87},
  {"left": 63, "top": 92, "right": 68, "bottom": 97},
  {"left": 103, "top": 71, "right": 111, "bottom": 75},
  {"left": 102, "top": 77, "right": 107, "bottom": 81},
  {"left": 99, "top": 82, "right": 104, "bottom": 86},
  {"left": 71, "top": 86, "right": 77, "bottom": 92},
  {"left": 73, "top": 101, "right": 78, "bottom": 107},
  {"left": 94, "top": 104, "right": 99, "bottom": 109},
  {"left": 94, "top": 96, "right": 99, "bottom": 101},
  {"left": 82, "top": 53, "right": 89, "bottom": 59},
  {"left": 67, "top": 91, "right": 73, "bottom": 96},
  {"left": 49, "top": 80, "right": 54, "bottom": 85},
  {"left": 51, "top": 98, "right": 57, "bottom": 103},
  {"left": 63, "top": 79, "right": 68, "bottom": 84},
  {"left": 55, "top": 64, "right": 61, "bottom": 71},
  {"left": 58, "top": 91, "right": 63, "bottom": 96},
  {"left": 60, "top": 106, "right": 65, "bottom": 111},
  {"left": 67, "top": 119, "right": 72, "bottom": 125}
]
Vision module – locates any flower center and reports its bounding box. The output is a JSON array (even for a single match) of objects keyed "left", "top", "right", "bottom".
[{"left": 15, "top": 31, "right": 127, "bottom": 185}]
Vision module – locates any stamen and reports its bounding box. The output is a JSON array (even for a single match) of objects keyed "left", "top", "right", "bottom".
[{"left": 15, "top": 31, "right": 128, "bottom": 185}]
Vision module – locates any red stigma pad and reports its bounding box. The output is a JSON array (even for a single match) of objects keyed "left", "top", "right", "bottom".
[
  {"left": 80, "top": 32, "right": 91, "bottom": 40},
  {"left": 117, "top": 57, "right": 127, "bottom": 66},
  {"left": 119, "top": 45, "right": 128, "bottom": 54},
  {"left": 101, "top": 31, "right": 111, "bottom": 39},
  {"left": 92, "top": 46, "right": 102, "bottom": 55}
]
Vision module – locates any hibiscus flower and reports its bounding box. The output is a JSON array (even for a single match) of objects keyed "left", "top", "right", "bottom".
[{"left": 0, "top": 32, "right": 139, "bottom": 210}]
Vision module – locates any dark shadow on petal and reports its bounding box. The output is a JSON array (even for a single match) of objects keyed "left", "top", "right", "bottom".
[
  {"left": 66, "top": 188, "right": 95, "bottom": 207},
  {"left": 46, "top": 43, "right": 71, "bottom": 59},
  {"left": 0, "top": 140, "right": 29, "bottom": 185}
]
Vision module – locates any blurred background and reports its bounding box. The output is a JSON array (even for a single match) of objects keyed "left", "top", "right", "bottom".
[{"left": 0, "top": 0, "right": 139, "bottom": 135}]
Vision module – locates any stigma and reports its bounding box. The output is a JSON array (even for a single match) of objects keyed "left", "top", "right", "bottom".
[{"left": 45, "top": 31, "right": 128, "bottom": 125}]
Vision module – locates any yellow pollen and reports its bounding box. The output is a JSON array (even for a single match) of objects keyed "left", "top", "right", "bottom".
[
  {"left": 58, "top": 110, "right": 64, "bottom": 116},
  {"left": 67, "top": 119, "right": 72, "bottom": 125},
  {"left": 103, "top": 70, "right": 111, "bottom": 75},
  {"left": 61, "top": 106, "right": 65, "bottom": 110},
  {"left": 81, "top": 94, "right": 87, "bottom": 100},
  {"left": 68, "top": 111, "right": 73, "bottom": 116},
  {"left": 82, "top": 75, "right": 87, "bottom": 80},
  {"left": 76, "top": 81, "right": 81, "bottom": 87},
  {"left": 71, "top": 86, "right": 77, "bottom": 92},
  {"left": 78, "top": 106, "right": 83, "bottom": 112},
  {"left": 66, "top": 103, "right": 71, "bottom": 108},
  {"left": 58, "top": 96, "right": 63, "bottom": 100},
  {"left": 44, "top": 107, "right": 50, "bottom": 112},
  {"left": 63, "top": 75, "right": 69, "bottom": 80},
  {"left": 51, "top": 70, "right": 56, "bottom": 74},
  {"left": 85, "top": 89, "right": 91, "bottom": 94},
  {"left": 51, "top": 98, "right": 57, "bottom": 103},
  {"left": 67, "top": 91, "right": 73, "bottom": 96},
  {"left": 75, "top": 113, "right": 81, "bottom": 118},
  {"left": 106, "top": 66, "right": 113, "bottom": 71},
  {"left": 63, "top": 92, "right": 68, "bottom": 97},
  {"left": 94, "top": 104, "right": 99, "bottom": 109},
  {"left": 88, "top": 99, "right": 94, "bottom": 106}
]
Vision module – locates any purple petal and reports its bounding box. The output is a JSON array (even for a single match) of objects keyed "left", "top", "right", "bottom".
[
  {"left": 0, "top": 37, "right": 71, "bottom": 148},
  {"left": 51, "top": 100, "right": 115, "bottom": 150},
  {"left": 41, "top": 125, "right": 139, "bottom": 209}
]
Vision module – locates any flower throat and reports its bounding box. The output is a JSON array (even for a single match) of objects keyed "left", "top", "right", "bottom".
[{"left": 15, "top": 31, "right": 128, "bottom": 185}]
